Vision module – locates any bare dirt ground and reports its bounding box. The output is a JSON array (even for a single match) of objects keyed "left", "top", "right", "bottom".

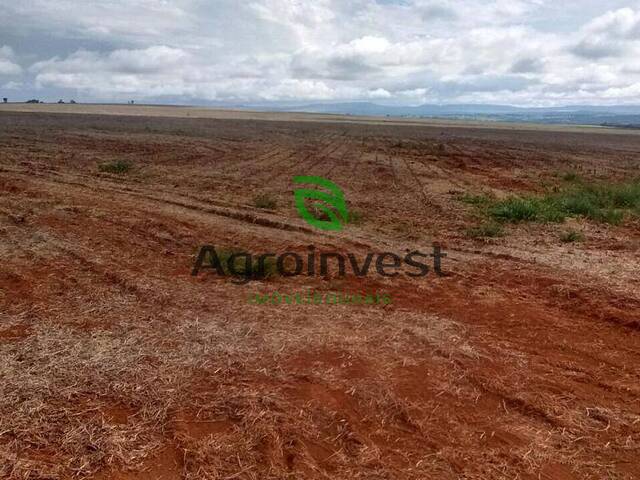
[{"left": 0, "top": 109, "right": 639, "bottom": 480}]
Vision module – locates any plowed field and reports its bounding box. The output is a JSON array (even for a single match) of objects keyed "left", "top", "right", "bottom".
[{"left": 1, "top": 108, "right": 639, "bottom": 479}]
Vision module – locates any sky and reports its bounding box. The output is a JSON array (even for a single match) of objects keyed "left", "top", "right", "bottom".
[{"left": 1, "top": 0, "right": 640, "bottom": 106}]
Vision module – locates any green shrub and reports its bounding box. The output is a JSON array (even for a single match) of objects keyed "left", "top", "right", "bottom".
[
  {"left": 490, "top": 197, "right": 546, "bottom": 222},
  {"left": 98, "top": 160, "right": 132, "bottom": 174},
  {"left": 594, "top": 208, "right": 625, "bottom": 225},
  {"left": 557, "top": 191, "right": 599, "bottom": 217},
  {"left": 607, "top": 182, "right": 640, "bottom": 209}
]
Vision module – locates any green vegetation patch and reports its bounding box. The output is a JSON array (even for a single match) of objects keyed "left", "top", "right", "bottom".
[
  {"left": 488, "top": 179, "right": 640, "bottom": 226},
  {"left": 461, "top": 179, "right": 640, "bottom": 237},
  {"left": 460, "top": 192, "right": 494, "bottom": 206}
]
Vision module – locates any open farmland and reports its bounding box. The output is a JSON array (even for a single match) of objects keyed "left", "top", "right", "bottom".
[{"left": 0, "top": 107, "right": 639, "bottom": 479}]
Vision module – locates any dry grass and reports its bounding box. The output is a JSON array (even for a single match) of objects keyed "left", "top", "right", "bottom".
[{"left": 0, "top": 306, "right": 492, "bottom": 479}]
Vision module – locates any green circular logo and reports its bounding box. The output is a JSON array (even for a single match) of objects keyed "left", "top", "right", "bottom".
[{"left": 293, "top": 176, "right": 349, "bottom": 231}]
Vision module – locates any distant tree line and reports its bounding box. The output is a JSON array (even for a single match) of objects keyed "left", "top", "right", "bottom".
[
  {"left": 22, "top": 99, "right": 78, "bottom": 104},
  {"left": 1, "top": 98, "right": 136, "bottom": 105}
]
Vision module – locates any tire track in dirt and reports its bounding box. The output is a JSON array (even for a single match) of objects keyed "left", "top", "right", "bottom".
[
  {"left": 6, "top": 163, "right": 634, "bottom": 299},
  {"left": 319, "top": 142, "right": 352, "bottom": 180},
  {"left": 217, "top": 142, "right": 286, "bottom": 177},
  {"left": 348, "top": 136, "right": 367, "bottom": 176},
  {"left": 298, "top": 134, "right": 345, "bottom": 174},
  {"left": 273, "top": 132, "right": 345, "bottom": 180},
  {"left": 314, "top": 130, "right": 350, "bottom": 179},
  {"left": 1, "top": 166, "right": 381, "bottom": 251},
  {"left": 400, "top": 156, "right": 444, "bottom": 213}
]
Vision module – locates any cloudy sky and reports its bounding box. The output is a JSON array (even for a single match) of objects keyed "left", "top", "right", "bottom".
[{"left": 1, "top": 0, "right": 640, "bottom": 106}]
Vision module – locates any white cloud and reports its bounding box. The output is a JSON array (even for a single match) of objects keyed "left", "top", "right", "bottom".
[
  {"left": 2, "top": 1, "right": 640, "bottom": 105},
  {"left": 32, "top": 46, "right": 196, "bottom": 95}
]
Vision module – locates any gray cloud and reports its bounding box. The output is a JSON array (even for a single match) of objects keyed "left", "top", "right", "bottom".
[
  {"left": 571, "top": 39, "right": 624, "bottom": 59},
  {"left": 510, "top": 57, "right": 544, "bottom": 74},
  {"left": 570, "top": 7, "right": 640, "bottom": 59},
  {"left": 1, "top": 1, "right": 640, "bottom": 105},
  {"left": 418, "top": 3, "right": 458, "bottom": 22}
]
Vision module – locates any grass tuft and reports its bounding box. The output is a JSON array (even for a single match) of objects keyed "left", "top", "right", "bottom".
[
  {"left": 490, "top": 197, "right": 542, "bottom": 222},
  {"left": 98, "top": 160, "right": 132, "bottom": 174},
  {"left": 560, "top": 230, "right": 585, "bottom": 243},
  {"left": 253, "top": 193, "right": 278, "bottom": 210},
  {"left": 466, "top": 222, "right": 504, "bottom": 239},
  {"left": 561, "top": 171, "right": 580, "bottom": 182},
  {"left": 347, "top": 210, "right": 365, "bottom": 225},
  {"left": 460, "top": 193, "right": 494, "bottom": 206}
]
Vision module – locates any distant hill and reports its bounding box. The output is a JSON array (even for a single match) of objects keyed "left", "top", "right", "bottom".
[{"left": 247, "top": 102, "right": 640, "bottom": 127}]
